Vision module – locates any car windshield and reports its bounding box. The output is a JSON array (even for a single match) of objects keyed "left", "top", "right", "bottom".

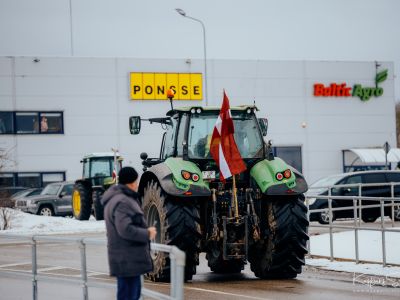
[
  {"left": 41, "top": 184, "right": 61, "bottom": 195},
  {"left": 310, "top": 174, "right": 346, "bottom": 188},
  {"left": 187, "top": 112, "right": 264, "bottom": 159},
  {"left": 11, "top": 190, "right": 30, "bottom": 198}
]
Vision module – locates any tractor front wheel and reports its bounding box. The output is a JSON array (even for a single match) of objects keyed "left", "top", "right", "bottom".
[
  {"left": 143, "top": 180, "right": 201, "bottom": 282},
  {"left": 249, "top": 195, "right": 309, "bottom": 279},
  {"left": 72, "top": 182, "right": 92, "bottom": 220}
]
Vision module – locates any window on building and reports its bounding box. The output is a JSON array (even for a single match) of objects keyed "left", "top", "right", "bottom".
[
  {"left": 0, "top": 112, "right": 14, "bottom": 134},
  {"left": 17, "top": 173, "right": 41, "bottom": 188},
  {"left": 272, "top": 146, "right": 303, "bottom": 173},
  {"left": 0, "top": 173, "right": 15, "bottom": 187},
  {"left": 0, "top": 111, "right": 63, "bottom": 134},
  {"left": 42, "top": 173, "right": 65, "bottom": 186},
  {"left": 0, "top": 172, "right": 65, "bottom": 187},
  {"left": 40, "top": 112, "right": 63, "bottom": 133},
  {"left": 16, "top": 112, "right": 39, "bottom": 134}
]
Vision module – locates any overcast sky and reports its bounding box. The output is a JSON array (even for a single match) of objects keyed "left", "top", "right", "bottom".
[{"left": 1, "top": 0, "right": 399, "bottom": 100}]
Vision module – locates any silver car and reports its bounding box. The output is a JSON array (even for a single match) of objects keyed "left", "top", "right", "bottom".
[{"left": 15, "top": 182, "right": 74, "bottom": 216}]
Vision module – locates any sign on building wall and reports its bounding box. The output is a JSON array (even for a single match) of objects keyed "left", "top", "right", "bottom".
[
  {"left": 130, "top": 72, "right": 203, "bottom": 100},
  {"left": 313, "top": 69, "right": 388, "bottom": 101}
]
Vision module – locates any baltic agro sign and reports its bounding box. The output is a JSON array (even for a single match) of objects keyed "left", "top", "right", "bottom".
[
  {"left": 130, "top": 72, "right": 203, "bottom": 100},
  {"left": 313, "top": 69, "right": 388, "bottom": 101}
]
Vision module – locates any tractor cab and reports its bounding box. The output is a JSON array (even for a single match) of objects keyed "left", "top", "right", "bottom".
[
  {"left": 130, "top": 106, "right": 269, "bottom": 174},
  {"left": 81, "top": 153, "right": 122, "bottom": 186}
]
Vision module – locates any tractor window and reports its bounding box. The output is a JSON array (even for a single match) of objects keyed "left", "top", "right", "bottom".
[
  {"left": 90, "top": 158, "right": 112, "bottom": 177},
  {"left": 162, "top": 118, "right": 177, "bottom": 159},
  {"left": 176, "top": 114, "right": 188, "bottom": 157},
  {"left": 188, "top": 113, "right": 264, "bottom": 159}
]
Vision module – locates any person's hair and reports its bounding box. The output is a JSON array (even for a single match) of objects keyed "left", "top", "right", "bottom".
[{"left": 118, "top": 167, "right": 138, "bottom": 184}]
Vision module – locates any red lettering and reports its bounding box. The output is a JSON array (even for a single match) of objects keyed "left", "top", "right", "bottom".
[
  {"left": 314, "top": 84, "right": 324, "bottom": 96},
  {"left": 344, "top": 87, "right": 352, "bottom": 96}
]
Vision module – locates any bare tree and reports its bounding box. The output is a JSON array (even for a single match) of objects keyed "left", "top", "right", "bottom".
[{"left": 0, "top": 147, "right": 16, "bottom": 230}]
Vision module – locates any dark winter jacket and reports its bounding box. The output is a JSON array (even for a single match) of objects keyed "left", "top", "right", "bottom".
[{"left": 101, "top": 184, "right": 153, "bottom": 277}]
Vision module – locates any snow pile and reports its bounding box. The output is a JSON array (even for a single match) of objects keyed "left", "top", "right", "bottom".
[
  {"left": 0, "top": 209, "right": 105, "bottom": 235},
  {"left": 309, "top": 229, "right": 400, "bottom": 264}
]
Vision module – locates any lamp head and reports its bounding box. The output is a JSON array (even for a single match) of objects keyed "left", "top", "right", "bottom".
[{"left": 175, "top": 8, "right": 186, "bottom": 16}]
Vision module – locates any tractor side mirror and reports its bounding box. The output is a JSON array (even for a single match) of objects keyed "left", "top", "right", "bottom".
[
  {"left": 129, "top": 116, "right": 141, "bottom": 135},
  {"left": 258, "top": 118, "right": 268, "bottom": 136},
  {"left": 140, "top": 152, "right": 148, "bottom": 160}
]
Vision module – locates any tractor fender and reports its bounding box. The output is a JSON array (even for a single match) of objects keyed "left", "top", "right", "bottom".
[
  {"left": 139, "top": 158, "right": 210, "bottom": 197},
  {"left": 250, "top": 158, "right": 308, "bottom": 196}
]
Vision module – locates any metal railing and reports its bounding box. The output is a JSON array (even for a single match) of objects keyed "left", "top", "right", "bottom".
[
  {"left": 0, "top": 235, "right": 185, "bottom": 300},
  {"left": 306, "top": 181, "right": 400, "bottom": 267}
]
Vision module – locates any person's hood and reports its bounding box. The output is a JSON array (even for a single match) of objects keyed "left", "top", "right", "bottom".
[{"left": 101, "top": 184, "right": 141, "bottom": 206}]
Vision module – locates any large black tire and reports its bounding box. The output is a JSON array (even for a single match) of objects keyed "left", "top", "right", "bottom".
[
  {"left": 206, "top": 244, "right": 244, "bottom": 273},
  {"left": 92, "top": 189, "right": 104, "bottom": 221},
  {"left": 143, "top": 180, "right": 201, "bottom": 282},
  {"left": 72, "top": 182, "right": 92, "bottom": 220},
  {"left": 248, "top": 195, "right": 309, "bottom": 279}
]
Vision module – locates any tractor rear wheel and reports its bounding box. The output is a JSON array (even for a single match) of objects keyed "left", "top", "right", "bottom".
[
  {"left": 249, "top": 195, "right": 309, "bottom": 279},
  {"left": 143, "top": 180, "right": 201, "bottom": 282},
  {"left": 72, "top": 182, "right": 92, "bottom": 220}
]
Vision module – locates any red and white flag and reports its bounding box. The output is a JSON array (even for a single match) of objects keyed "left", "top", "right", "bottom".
[{"left": 210, "top": 91, "right": 246, "bottom": 181}]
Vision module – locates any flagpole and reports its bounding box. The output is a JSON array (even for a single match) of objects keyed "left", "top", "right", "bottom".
[{"left": 232, "top": 175, "right": 239, "bottom": 221}]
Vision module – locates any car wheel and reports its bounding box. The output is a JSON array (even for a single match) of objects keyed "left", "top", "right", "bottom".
[
  {"left": 38, "top": 205, "right": 54, "bottom": 216},
  {"left": 361, "top": 215, "right": 378, "bottom": 223},
  {"left": 318, "top": 204, "right": 335, "bottom": 224}
]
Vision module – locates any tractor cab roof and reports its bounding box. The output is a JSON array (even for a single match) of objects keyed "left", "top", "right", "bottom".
[
  {"left": 167, "top": 105, "right": 259, "bottom": 116},
  {"left": 82, "top": 152, "right": 121, "bottom": 160}
]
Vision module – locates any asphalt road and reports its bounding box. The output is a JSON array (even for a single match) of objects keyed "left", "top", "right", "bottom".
[{"left": 0, "top": 230, "right": 399, "bottom": 300}]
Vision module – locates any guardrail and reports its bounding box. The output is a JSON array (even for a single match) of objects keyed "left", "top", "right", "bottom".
[
  {"left": 306, "top": 181, "right": 400, "bottom": 267},
  {"left": 0, "top": 235, "right": 185, "bottom": 300}
]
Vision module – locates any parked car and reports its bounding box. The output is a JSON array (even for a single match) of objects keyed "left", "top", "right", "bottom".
[
  {"left": 0, "top": 186, "right": 29, "bottom": 207},
  {"left": 307, "top": 170, "right": 400, "bottom": 224},
  {"left": 11, "top": 188, "right": 43, "bottom": 201},
  {"left": 15, "top": 182, "right": 74, "bottom": 216}
]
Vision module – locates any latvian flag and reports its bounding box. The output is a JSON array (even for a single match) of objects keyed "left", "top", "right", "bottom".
[{"left": 210, "top": 91, "right": 247, "bottom": 181}]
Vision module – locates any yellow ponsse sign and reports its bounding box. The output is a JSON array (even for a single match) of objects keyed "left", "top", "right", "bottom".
[{"left": 130, "top": 72, "right": 203, "bottom": 100}]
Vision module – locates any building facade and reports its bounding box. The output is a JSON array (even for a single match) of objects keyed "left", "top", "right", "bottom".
[{"left": 0, "top": 57, "right": 396, "bottom": 186}]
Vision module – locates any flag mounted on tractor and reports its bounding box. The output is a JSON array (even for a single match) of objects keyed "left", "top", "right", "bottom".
[{"left": 210, "top": 91, "right": 247, "bottom": 181}]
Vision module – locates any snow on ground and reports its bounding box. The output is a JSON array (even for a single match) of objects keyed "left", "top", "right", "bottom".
[
  {"left": 306, "top": 258, "right": 400, "bottom": 279},
  {"left": 309, "top": 228, "right": 400, "bottom": 264},
  {"left": 307, "top": 226, "right": 400, "bottom": 278},
  {"left": 0, "top": 209, "right": 105, "bottom": 235}
]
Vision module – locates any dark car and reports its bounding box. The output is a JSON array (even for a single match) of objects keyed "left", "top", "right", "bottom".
[
  {"left": 0, "top": 186, "right": 29, "bottom": 207},
  {"left": 307, "top": 170, "right": 400, "bottom": 224},
  {"left": 15, "top": 182, "right": 74, "bottom": 216}
]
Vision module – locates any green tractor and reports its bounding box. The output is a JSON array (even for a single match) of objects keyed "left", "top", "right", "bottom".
[
  {"left": 130, "top": 105, "right": 309, "bottom": 281},
  {"left": 72, "top": 152, "right": 122, "bottom": 221}
]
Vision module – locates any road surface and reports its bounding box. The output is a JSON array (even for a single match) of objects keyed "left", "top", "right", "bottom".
[{"left": 0, "top": 232, "right": 399, "bottom": 300}]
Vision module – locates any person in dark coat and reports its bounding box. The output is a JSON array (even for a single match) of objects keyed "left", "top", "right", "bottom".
[{"left": 101, "top": 166, "right": 157, "bottom": 300}]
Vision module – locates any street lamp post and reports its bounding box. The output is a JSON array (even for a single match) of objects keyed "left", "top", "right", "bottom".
[{"left": 175, "top": 8, "right": 208, "bottom": 105}]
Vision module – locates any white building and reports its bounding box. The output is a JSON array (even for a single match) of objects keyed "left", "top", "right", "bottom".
[
  {"left": 0, "top": 0, "right": 399, "bottom": 187},
  {"left": 0, "top": 57, "right": 396, "bottom": 187}
]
